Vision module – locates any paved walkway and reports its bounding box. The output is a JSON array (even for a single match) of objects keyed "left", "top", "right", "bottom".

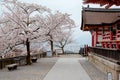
[
  {"left": 43, "top": 58, "right": 91, "bottom": 80},
  {"left": 0, "top": 54, "right": 107, "bottom": 80}
]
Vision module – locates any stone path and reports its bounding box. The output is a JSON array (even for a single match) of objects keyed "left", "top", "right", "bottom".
[
  {"left": 0, "top": 54, "right": 108, "bottom": 80},
  {"left": 79, "top": 58, "right": 107, "bottom": 80},
  {"left": 0, "top": 58, "right": 57, "bottom": 80},
  {"left": 43, "top": 58, "right": 91, "bottom": 80}
]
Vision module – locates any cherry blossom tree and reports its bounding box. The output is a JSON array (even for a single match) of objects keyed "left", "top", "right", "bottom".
[
  {"left": 54, "top": 29, "right": 74, "bottom": 54},
  {"left": 0, "top": 0, "right": 75, "bottom": 63},
  {"left": 0, "top": 22, "right": 24, "bottom": 57},
  {"left": 44, "top": 11, "right": 75, "bottom": 56},
  {"left": 0, "top": 0, "right": 50, "bottom": 65}
]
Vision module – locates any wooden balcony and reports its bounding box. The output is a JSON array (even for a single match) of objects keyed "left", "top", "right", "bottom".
[{"left": 89, "top": 47, "right": 120, "bottom": 64}]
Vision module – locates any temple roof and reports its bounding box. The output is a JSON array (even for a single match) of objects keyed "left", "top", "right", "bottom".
[
  {"left": 83, "top": 0, "right": 120, "bottom": 9},
  {"left": 81, "top": 7, "right": 120, "bottom": 30}
]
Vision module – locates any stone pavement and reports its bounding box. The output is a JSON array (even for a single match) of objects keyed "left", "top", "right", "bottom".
[
  {"left": 79, "top": 58, "right": 107, "bottom": 80},
  {"left": 43, "top": 58, "right": 91, "bottom": 80},
  {"left": 0, "top": 54, "right": 108, "bottom": 80},
  {"left": 0, "top": 58, "right": 58, "bottom": 80}
]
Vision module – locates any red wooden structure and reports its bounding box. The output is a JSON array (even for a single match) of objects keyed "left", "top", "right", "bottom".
[
  {"left": 83, "top": 0, "right": 120, "bottom": 9},
  {"left": 81, "top": 7, "right": 120, "bottom": 49}
]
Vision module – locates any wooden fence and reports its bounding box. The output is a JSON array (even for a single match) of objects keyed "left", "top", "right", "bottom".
[{"left": 89, "top": 47, "right": 120, "bottom": 64}]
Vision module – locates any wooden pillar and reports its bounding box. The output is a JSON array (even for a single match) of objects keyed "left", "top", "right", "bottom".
[
  {"left": 105, "top": 42, "right": 108, "bottom": 48},
  {"left": 110, "top": 42, "right": 112, "bottom": 48},
  {"left": 110, "top": 32, "right": 113, "bottom": 40},
  {"left": 101, "top": 42, "right": 104, "bottom": 48},
  {"left": 116, "top": 30, "right": 118, "bottom": 39},
  {"left": 91, "top": 30, "right": 99, "bottom": 47},
  {"left": 96, "top": 31, "right": 98, "bottom": 43},
  {"left": 116, "top": 42, "right": 119, "bottom": 49},
  {"left": 110, "top": 26, "right": 113, "bottom": 40},
  {"left": 92, "top": 33, "right": 94, "bottom": 47}
]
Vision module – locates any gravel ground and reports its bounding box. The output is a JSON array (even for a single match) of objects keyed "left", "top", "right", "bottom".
[{"left": 0, "top": 58, "right": 58, "bottom": 80}]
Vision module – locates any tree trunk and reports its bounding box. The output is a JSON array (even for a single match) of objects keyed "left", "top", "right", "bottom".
[
  {"left": 26, "top": 38, "right": 31, "bottom": 65},
  {"left": 50, "top": 40, "right": 54, "bottom": 56},
  {"left": 61, "top": 47, "right": 64, "bottom": 54}
]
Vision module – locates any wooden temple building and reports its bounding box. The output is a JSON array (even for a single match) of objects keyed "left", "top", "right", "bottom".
[
  {"left": 81, "top": 7, "right": 120, "bottom": 80},
  {"left": 81, "top": 7, "right": 120, "bottom": 49}
]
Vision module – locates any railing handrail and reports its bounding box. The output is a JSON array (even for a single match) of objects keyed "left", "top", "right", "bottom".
[{"left": 89, "top": 47, "right": 120, "bottom": 64}]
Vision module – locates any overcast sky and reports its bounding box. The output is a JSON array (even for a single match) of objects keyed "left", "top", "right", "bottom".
[
  {"left": 15, "top": 0, "right": 91, "bottom": 46},
  {"left": 1, "top": 0, "right": 120, "bottom": 47}
]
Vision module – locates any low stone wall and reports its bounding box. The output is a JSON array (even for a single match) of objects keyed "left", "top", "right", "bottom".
[
  {"left": 88, "top": 52, "right": 120, "bottom": 80},
  {"left": 0, "top": 53, "right": 47, "bottom": 69}
]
